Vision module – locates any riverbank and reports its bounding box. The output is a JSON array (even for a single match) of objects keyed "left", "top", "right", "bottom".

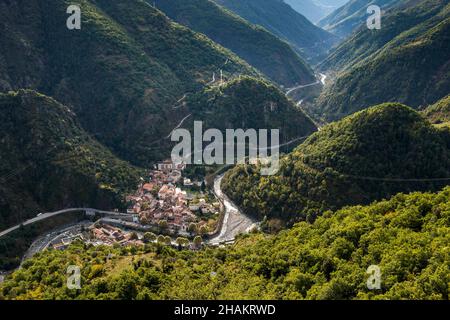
[{"left": 209, "top": 175, "right": 258, "bottom": 245}]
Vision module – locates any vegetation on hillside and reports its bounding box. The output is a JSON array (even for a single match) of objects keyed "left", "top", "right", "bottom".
[
  {"left": 0, "top": 0, "right": 259, "bottom": 165},
  {"left": 423, "top": 95, "right": 450, "bottom": 128},
  {"left": 317, "top": 0, "right": 403, "bottom": 37},
  {"left": 187, "top": 77, "right": 318, "bottom": 144},
  {"left": 154, "top": 0, "right": 315, "bottom": 87},
  {"left": 0, "top": 90, "right": 143, "bottom": 230},
  {"left": 214, "top": 0, "right": 338, "bottom": 63},
  {"left": 0, "top": 1, "right": 314, "bottom": 234},
  {"left": 222, "top": 103, "right": 450, "bottom": 227},
  {"left": 284, "top": 0, "right": 334, "bottom": 23},
  {"left": 0, "top": 0, "right": 448, "bottom": 302},
  {"left": 0, "top": 211, "right": 85, "bottom": 270},
  {"left": 1, "top": 187, "right": 448, "bottom": 300},
  {"left": 315, "top": 0, "right": 450, "bottom": 121}
]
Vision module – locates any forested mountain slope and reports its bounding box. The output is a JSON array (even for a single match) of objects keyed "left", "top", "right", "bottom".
[
  {"left": 222, "top": 103, "right": 450, "bottom": 226},
  {"left": 214, "top": 0, "right": 338, "bottom": 63},
  {"left": 315, "top": 0, "right": 450, "bottom": 122},
  {"left": 320, "top": 0, "right": 447, "bottom": 72},
  {"left": 285, "top": 0, "right": 349, "bottom": 23},
  {"left": 0, "top": 0, "right": 318, "bottom": 233},
  {"left": 0, "top": 0, "right": 259, "bottom": 165},
  {"left": 187, "top": 77, "right": 318, "bottom": 143},
  {"left": 318, "top": 0, "right": 404, "bottom": 37},
  {"left": 2, "top": 186, "right": 449, "bottom": 300},
  {"left": 153, "top": 0, "right": 315, "bottom": 87},
  {"left": 283, "top": 0, "right": 327, "bottom": 23},
  {"left": 0, "top": 90, "right": 143, "bottom": 230},
  {"left": 423, "top": 95, "right": 450, "bottom": 128}
]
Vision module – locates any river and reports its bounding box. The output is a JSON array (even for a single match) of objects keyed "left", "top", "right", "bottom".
[{"left": 209, "top": 175, "right": 258, "bottom": 245}]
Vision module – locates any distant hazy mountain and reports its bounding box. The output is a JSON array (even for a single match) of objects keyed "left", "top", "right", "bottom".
[
  {"left": 214, "top": 0, "right": 339, "bottom": 63},
  {"left": 3, "top": 184, "right": 450, "bottom": 299},
  {"left": 154, "top": 0, "right": 315, "bottom": 87},
  {"left": 0, "top": 90, "right": 143, "bottom": 230},
  {"left": 284, "top": 0, "right": 348, "bottom": 23},
  {"left": 315, "top": 0, "right": 450, "bottom": 122},
  {"left": 0, "top": 0, "right": 317, "bottom": 232},
  {"left": 318, "top": 0, "right": 402, "bottom": 37},
  {"left": 319, "top": 0, "right": 349, "bottom": 5},
  {"left": 283, "top": 0, "right": 327, "bottom": 23}
]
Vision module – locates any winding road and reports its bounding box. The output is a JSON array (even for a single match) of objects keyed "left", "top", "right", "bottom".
[
  {"left": 286, "top": 73, "right": 327, "bottom": 131},
  {"left": 0, "top": 177, "right": 257, "bottom": 247},
  {"left": 286, "top": 73, "right": 327, "bottom": 96},
  {"left": 0, "top": 208, "right": 131, "bottom": 238},
  {"left": 209, "top": 175, "right": 257, "bottom": 245},
  {"left": 165, "top": 114, "right": 192, "bottom": 139},
  {"left": 320, "top": 73, "right": 327, "bottom": 85}
]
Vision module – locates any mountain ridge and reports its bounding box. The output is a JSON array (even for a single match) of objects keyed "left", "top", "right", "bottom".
[
  {"left": 2, "top": 186, "right": 449, "bottom": 299},
  {"left": 214, "top": 0, "right": 339, "bottom": 63},
  {"left": 318, "top": 0, "right": 404, "bottom": 37},
  {"left": 153, "top": 0, "right": 315, "bottom": 87},
  {"left": 0, "top": 90, "right": 143, "bottom": 230},
  {"left": 221, "top": 102, "right": 450, "bottom": 227},
  {"left": 314, "top": 0, "right": 450, "bottom": 122},
  {"left": 0, "top": 0, "right": 260, "bottom": 166}
]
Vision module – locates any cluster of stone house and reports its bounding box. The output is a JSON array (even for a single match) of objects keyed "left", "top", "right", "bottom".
[
  {"left": 125, "top": 160, "right": 218, "bottom": 235},
  {"left": 88, "top": 224, "right": 143, "bottom": 246}
]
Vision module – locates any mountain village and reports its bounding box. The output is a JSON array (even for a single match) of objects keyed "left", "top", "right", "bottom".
[{"left": 45, "top": 160, "right": 223, "bottom": 251}]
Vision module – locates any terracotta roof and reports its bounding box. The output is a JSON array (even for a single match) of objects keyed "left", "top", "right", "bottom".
[{"left": 143, "top": 183, "right": 155, "bottom": 191}]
